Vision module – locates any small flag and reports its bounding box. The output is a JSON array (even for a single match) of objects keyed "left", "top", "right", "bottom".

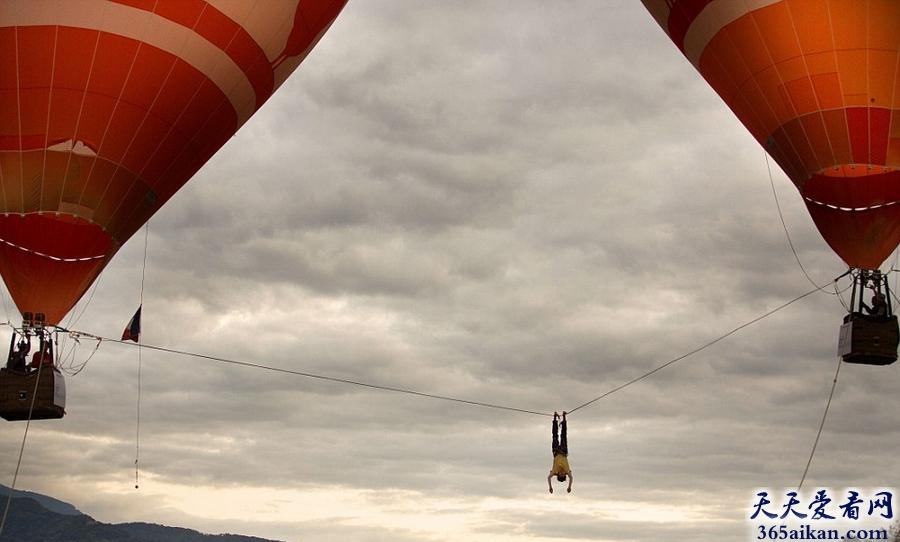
[{"left": 122, "top": 306, "right": 142, "bottom": 342}]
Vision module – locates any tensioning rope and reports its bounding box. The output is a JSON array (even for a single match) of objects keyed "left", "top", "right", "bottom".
[
  {"left": 0, "top": 353, "right": 48, "bottom": 537},
  {"left": 796, "top": 356, "right": 842, "bottom": 490},
  {"left": 772, "top": 356, "right": 842, "bottom": 532}
]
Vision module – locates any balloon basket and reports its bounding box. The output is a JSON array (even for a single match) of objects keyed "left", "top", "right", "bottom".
[
  {"left": 839, "top": 314, "right": 898, "bottom": 366},
  {"left": 0, "top": 367, "right": 66, "bottom": 421}
]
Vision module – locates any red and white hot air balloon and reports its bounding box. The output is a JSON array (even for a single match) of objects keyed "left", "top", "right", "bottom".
[{"left": 0, "top": 0, "right": 346, "bottom": 325}]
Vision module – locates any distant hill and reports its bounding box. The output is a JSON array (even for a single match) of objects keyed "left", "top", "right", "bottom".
[
  {"left": 117, "top": 522, "right": 281, "bottom": 542},
  {"left": 0, "top": 489, "right": 283, "bottom": 542},
  {"left": 0, "top": 484, "right": 81, "bottom": 516}
]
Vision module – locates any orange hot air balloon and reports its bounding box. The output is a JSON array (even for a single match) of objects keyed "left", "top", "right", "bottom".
[
  {"left": 0, "top": 0, "right": 347, "bottom": 325},
  {"left": 641, "top": 0, "right": 900, "bottom": 271}
]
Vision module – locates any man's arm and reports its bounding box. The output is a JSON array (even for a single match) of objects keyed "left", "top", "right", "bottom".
[
  {"left": 567, "top": 472, "right": 573, "bottom": 493},
  {"left": 547, "top": 473, "right": 553, "bottom": 493}
]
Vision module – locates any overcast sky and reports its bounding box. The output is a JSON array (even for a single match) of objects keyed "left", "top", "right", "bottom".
[{"left": 1, "top": 2, "right": 899, "bottom": 541}]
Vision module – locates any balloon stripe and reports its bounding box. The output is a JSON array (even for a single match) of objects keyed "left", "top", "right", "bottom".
[{"left": 2, "top": 0, "right": 256, "bottom": 124}]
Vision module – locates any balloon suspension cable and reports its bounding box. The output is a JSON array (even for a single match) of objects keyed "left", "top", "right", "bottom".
[
  {"left": 66, "top": 271, "right": 105, "bottom": 331},
  {"left": 892, "top": 251, "right": 900, "bottom": 291},
  {"left": 0, "top": 284, "right": 10, "bottom": 327},
  {"left": 57, "top": 273, "right": 106, "bottom": 359}
]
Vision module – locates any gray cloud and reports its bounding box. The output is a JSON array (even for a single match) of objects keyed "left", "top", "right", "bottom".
[{"left": 1, "top": 2, "right": 898, "bottom": 542}]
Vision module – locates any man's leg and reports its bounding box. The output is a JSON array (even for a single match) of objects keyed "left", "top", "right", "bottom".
[
  {"left": 552, "top": 416, "right": 560, "bottom": 454},
  {"left": 560, "top": 418, "right": 568, "bottom": 455}
]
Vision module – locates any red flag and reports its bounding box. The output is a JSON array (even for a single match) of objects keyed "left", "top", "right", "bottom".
[{"left": 122, "top": 306, "right": 141, "bottom": 342}]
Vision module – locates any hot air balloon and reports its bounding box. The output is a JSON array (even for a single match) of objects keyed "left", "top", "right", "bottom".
[
  {"left": 0, "top": 0, "right": 347, "bottom": 420},
  {"left": 642, "top": 0, "right": 900, "bottom": 365}
]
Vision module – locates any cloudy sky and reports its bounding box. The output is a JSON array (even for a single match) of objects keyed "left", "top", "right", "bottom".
[{"left": 2, "top": 2, "right": 899, "bottom": 541}]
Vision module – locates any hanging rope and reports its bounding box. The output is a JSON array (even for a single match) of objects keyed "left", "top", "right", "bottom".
[
  {"left": 135, "top": 223, "right": 149, "bottom": 490},
  {"left": 44, "top": 280, "right": 850, "bottom": 524}
]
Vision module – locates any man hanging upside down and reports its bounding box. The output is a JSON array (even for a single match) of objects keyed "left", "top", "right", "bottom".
[{"left": 548, "top": 411, "right": 573, "bottom": 493}]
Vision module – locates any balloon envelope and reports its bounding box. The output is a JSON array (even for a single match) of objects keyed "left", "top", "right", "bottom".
[
  {"left": 642, "top": 0, "right": 900, "bottom": 270},
  {"left": 0, "top": 0, "right": 346, "bottom": 324}
]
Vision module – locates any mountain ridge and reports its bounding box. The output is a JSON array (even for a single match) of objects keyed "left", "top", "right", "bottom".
[{"left": 0, "top": 488, "right": 284, "bottom": 542}]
